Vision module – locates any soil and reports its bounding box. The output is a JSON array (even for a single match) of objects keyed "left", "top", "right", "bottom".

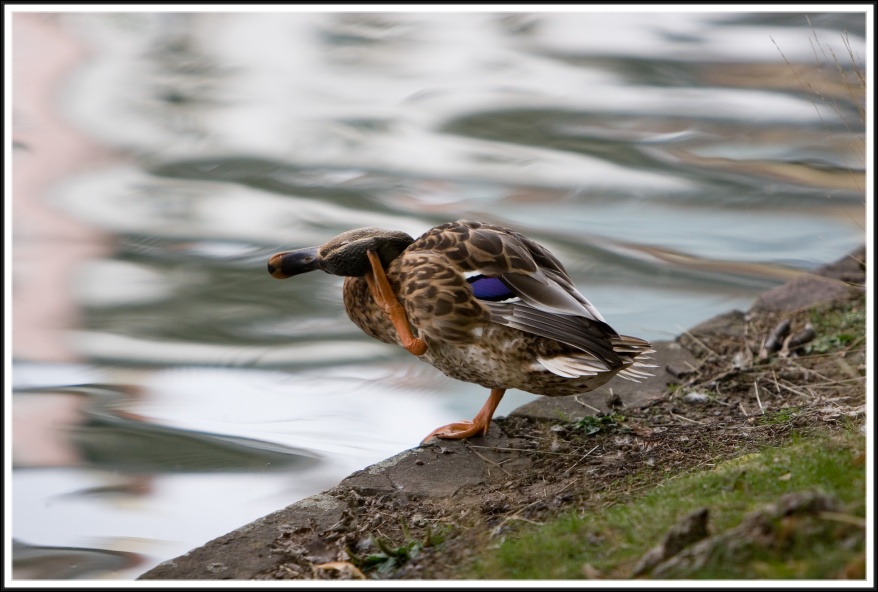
[{"left": 139, "top": 247, "right": 867, "bottom": 581}]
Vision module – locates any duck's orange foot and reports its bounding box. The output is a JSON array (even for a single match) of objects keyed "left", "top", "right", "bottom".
[
  {"left": 421, "top": 420, "right": 489, "bottom": 443},
  {"left": 421, "top": 388, "right": 506, "bottom": 444}
]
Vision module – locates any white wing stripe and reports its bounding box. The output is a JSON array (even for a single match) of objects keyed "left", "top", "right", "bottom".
[{"left": 537, "top": 354, "right": 611, "bottom": 378}]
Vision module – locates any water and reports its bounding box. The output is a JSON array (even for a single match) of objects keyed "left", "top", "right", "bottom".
[{"left": 9, "top": 9, "right": 867, "bottom": 580}]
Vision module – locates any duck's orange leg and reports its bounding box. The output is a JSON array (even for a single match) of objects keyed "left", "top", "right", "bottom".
[
  {"left": 422, "top": 388, "right": 505, "bottom": 443},
  {"left": 365, "top": 251, "right": 427, "bottom": 356}
]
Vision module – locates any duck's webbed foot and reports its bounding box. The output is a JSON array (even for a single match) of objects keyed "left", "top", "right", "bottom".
[
  {"left": 422, "top": 420, "right": 484, "bottom": 442},
  {"left": 365, "top": 251, "right": 427, "bottom": 356},
  {"left": 421, "top": 388, "right": 505, "bottom": 443}
]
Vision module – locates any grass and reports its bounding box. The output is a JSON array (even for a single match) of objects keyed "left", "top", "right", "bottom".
[
  {"left": 806, "top": 302, "right": 866, "bottom": 355},
  {"left": 466, "top": 427, "right": 866, "bottom": 579},
  {"left": 757, "top": 407, "right": 801, "bottom": 426},
  {"left": 574, "top": 412, "right": 629, "bottom": 436},
  {"left": 350, "top": 524, "right": 449, "bottom": 578}
]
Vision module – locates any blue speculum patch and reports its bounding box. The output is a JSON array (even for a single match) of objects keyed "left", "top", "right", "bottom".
[{"left": 467, "top": 275, "right": 515, "bottom": 302}]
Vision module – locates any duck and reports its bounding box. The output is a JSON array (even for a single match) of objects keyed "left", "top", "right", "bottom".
[{"left": 267, "top": 220, "right": 654, "bottom": 443}]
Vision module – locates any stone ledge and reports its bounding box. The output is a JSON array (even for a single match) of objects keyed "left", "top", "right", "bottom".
[{"left": 138, "top": 245, "right": 865, "bottom": 580}]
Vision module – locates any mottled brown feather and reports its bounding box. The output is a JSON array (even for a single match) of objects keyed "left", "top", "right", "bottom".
[{"left": 339, "top": 220, "right": 653, "bottom": 397}]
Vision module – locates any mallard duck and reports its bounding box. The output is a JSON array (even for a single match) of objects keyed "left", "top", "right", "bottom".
[{"left": 268, "top": 220, "right": 654, "bottom": 442}]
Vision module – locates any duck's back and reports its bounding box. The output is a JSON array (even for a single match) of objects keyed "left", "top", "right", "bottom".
[{"left": 366, "top": 220, "right": 653, "bottom": 396}]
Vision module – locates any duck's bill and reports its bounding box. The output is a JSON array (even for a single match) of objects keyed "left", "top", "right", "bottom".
[{"left": 267, "top": 247, "right": 320, "bottom": 279}]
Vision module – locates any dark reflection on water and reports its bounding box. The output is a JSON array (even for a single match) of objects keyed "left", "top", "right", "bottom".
[
  {"left": 16, "top": 384, "right": 319, "bottom": 473},
  {"left": 74, "top": 388, "right": 319, "bottom": 473},
  {"left": 10, "top": 9, "right": 866, "bottom": 579},
  {"left": 12, "top": 539, "right": 142, "bottom": 580}
]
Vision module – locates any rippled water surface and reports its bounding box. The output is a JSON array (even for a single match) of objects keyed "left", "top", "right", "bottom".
[{"left": 9, "top": 9, "right": 867, "bottom": 579}]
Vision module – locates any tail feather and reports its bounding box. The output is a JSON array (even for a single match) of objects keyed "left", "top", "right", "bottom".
[{"left": 612, "top": 334, "right": 656, "bottom": 382}]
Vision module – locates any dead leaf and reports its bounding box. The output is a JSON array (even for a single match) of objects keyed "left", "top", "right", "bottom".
[{"left": 312, "top": 561, "right": 366, "bottom": 580}]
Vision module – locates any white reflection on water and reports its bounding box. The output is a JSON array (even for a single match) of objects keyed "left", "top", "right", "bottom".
[
  {"left": 73, "top": 260, "right": 173, "bottom": 307},
  {"left": 13, "top": 361, "right": 475, "bottom": 579},
  {"left": 49, "top": 167, "right": 431, "bottom": 245},
  {"left": 68, "top": 332, "right": 396, "bottom": 367},
  {"left": 130, "top": 365, "right": 459, "bottom": 455},
  {"left": 13, "top": 469, "right": 327, "bottom": 580}
]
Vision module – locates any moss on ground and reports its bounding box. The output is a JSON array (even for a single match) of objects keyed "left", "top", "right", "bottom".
[{"left": 466, "top": 428, "right": 865, "bottom": 579}]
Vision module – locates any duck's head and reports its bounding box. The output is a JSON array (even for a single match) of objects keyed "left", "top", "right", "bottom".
[{"left": 267, "top": 227, "right": 414, "bottom": 279}]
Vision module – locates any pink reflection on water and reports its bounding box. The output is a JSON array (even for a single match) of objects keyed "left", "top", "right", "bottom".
[
  {"left": 12, "top": 13, "right": 120, "bottom": 362},
  {"left": 12, "top": 392, "right": 83, "bottom": 467},
  {"left": 12, "top": 13, "right": 131, "bottom": 477}
]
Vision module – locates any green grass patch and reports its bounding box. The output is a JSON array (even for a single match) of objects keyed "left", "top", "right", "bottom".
[
  {"left": 466, "top": 429, "right": 865, "bottom": 579},
  {"left": 806, "top": 301, "right": 866, "bottom": 354},
  {"left": 574, "top": 412, "right": 629, "bottom": 436},
  {"left": 757, "top": 407, "right": 800, "bottom": 426},
  {"left": 351, "top": 524, "right": 448, "bottom": 577}
]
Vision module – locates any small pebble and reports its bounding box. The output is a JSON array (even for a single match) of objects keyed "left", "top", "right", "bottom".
[
  {"left": 732, "top": 350, "right": 751, "bottom": 370},
  {"left": 411, "top": 514, "right": 427, "bottom": 527},
  {"left": 683, "top": 392, "right": 710, "bottom": 404}
]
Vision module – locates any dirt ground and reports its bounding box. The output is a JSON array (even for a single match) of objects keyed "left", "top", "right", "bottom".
[{"left": 247, "top": 249, "right": 867, "bottom": 581}]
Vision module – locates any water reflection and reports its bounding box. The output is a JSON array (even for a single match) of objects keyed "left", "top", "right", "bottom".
[
  {"left": 10, "top": 9, "right": 866, "bottom": 580},
  {"left": 12, "top": 539, "right": 141, "bottom": 580}
]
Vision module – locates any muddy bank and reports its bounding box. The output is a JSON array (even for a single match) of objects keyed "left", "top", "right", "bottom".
[{"left": 139, "top": 246, "right": 866, "bottom": 580}]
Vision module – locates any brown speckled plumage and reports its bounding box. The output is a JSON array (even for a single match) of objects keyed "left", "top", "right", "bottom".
[
  {"left": 341, "top": 220, "right": 653, "bottom": 396},
  {"left": 268, "top": 219, "right": 654, "bottom": 440}
]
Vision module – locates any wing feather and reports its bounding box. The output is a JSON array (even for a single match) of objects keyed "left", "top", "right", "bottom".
[
  {"left": 489, "top": 303, "right": 622, "bottom": 365},
  {"left": 455, "top": 225, "right": 624, "bottom": 365},
  {"left": 407, "top": 221, "right": 651, "bottom": 378}
]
